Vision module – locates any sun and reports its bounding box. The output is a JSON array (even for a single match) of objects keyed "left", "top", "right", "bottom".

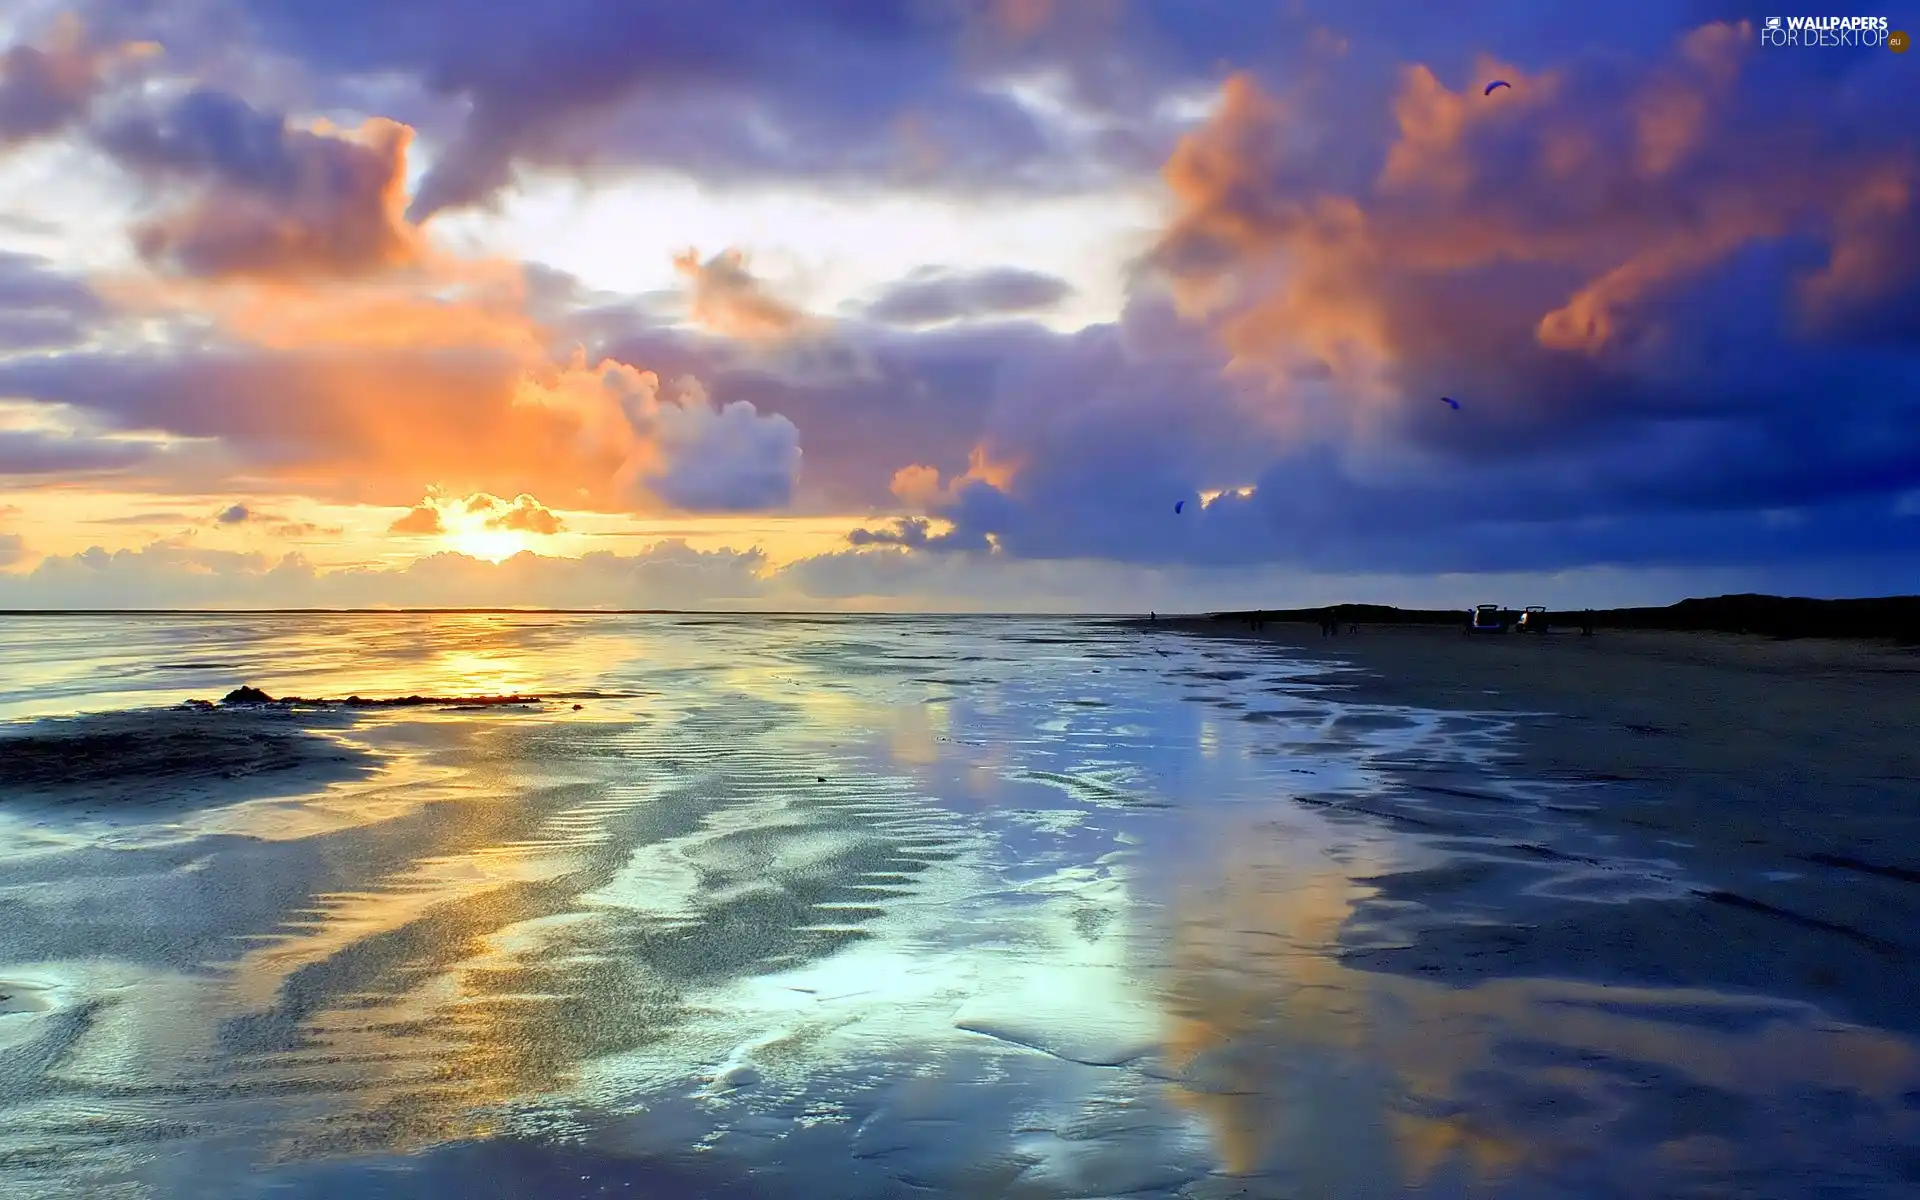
[{"left": 444, "top": 525, "right": 529, "bottom": 563}]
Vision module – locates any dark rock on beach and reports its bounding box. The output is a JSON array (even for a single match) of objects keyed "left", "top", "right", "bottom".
[
  {"left": 214, "top": 685, "right": 545, "bottom": 708},
  {"left": 1, "top": 683, "right": 572, "bottom": 811}
]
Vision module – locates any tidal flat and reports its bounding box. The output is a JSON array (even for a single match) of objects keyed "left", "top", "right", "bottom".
[{"left": 0, "top": 612, "right": 1915, "bottom": 1199}]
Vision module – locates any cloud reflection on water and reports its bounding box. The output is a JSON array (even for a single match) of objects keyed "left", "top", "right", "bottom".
[
  {"left": 0, "top": 614, "right": 1915, "bottom": 1199},
  {"left": 1151, "top": 808, "right": 1920, "bottom": 1194}
]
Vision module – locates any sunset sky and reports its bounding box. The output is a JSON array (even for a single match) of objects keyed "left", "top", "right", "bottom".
[{"left": 0, "top": 1, "right": 1914, "bottom": 610}]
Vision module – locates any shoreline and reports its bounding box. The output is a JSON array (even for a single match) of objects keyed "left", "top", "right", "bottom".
[
  {"left": 1138, "top": 618, "right": 1920, "bottom": 868},
  {"left": 1189, "top": 592, "right": 1920, "bottom": 643}
]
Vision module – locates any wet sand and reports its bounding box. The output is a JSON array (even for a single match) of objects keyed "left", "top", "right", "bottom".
[
  {"left": 0, "top": 707, "right": 380, "bottom": 809},
  {"left": 1141, "top": 619, "right": 1920, "bottom": 1032},
  {"left": 1141, "top": 620, "right": 1920, "bottom": 856},
  {"left": 4, "top": 613, "right": 1920, "bottom": 1197}
]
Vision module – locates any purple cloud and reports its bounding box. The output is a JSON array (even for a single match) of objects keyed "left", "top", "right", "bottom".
[
  {"left": 863, "top": 266, "right": 1074, "bottom": 326},
  {"left": 93, "top": 86, "right": 421, "bottom": 278},
  {"left": 0, "top": 430, "right": 160, "bottom": 476}
]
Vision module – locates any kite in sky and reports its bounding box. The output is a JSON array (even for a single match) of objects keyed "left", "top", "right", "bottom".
[
  {"left": 1173, "top": 500, "right": 1185, "bottom": 514},
  {"left": 1483, "top": 80, "right": 1511, "bottom": 95},
  {"left": 1441, "top": 397, "right": 1461, "bottom": 410}
]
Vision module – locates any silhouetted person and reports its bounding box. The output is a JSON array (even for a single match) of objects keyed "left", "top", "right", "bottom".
[
  {"left": 1149, "top": 612, "right": 1156, "bottom": 623},
  {"left": 1581, "top": 608, "right": 1594, "bottom": 636}
]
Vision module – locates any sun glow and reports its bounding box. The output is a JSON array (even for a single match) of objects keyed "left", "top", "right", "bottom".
[{"left": 444, "top": 525, "right": 530, "bottom": 563}]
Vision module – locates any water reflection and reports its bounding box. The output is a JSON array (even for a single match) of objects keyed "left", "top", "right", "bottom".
[
  {"left": 0, "top": 614, "right": 1915, "bottom": 1198},
  {"left": 1153, "top": 810, "right": 1920, "bottom": 1194}
]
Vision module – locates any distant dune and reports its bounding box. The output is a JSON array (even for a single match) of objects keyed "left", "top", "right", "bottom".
[{"left": 1203, "top": 594, "right": 1920, "bottom": 643}]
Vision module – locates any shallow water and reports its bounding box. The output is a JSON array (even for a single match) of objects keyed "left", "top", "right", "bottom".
[{"left": 0, "top": 613, "right": 1914, "bottom": 1198}]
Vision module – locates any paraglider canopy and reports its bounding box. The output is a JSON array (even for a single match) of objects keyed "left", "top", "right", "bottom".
[{"left": 1483, "top": 80, "right": 1511, "bottom": 95}]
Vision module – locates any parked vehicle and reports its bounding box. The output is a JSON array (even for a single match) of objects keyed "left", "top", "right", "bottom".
[
  {"left": 1516, "top": 605, "right": 1549, "bottom": 633},
  {"left": 1467, "top": 603, "right": 1509, "bottom": 633}
]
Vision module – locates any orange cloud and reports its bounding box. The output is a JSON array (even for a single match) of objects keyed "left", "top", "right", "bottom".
[
  {"left": 0, "top": 38, "right": 813, "bottom": 522},
  {"left": 1798, "top": 167, "right": 1918, "bottom": 329},
  {"left": 82, "top": 215, "right": 798, "bottom": 513},
  {"left": 70, "top": 101, "right": 704, "bottom": 512},
  {"left": 1149, "top": 20, "right": 1918, "bottom": 398},
  {"left": 672, "top": 248, "right": 817, "bottom": 339},
  {"left": 484, "top": 493, "right": 565, "bottom": 535},
  {"left": 1378, "top": 58, "right": 1561, "bottom": 197},
  {"left": 889, "top": 462, "right": 946, "bottom": 508},
  {"left": 889, "top": 443, "right": 1021, "bottom": 509},
  {"left": 990, "top": 0, "right": 1056, "bottom": 40},
  {"left": 1629, "top": 27, "right": 1739, "bottom": 183},
  {"left": 389, "top": 488, "right": 564, "bottom": 539},
  {"left": 139, "top": 259, "right": 539, "bottom": 353},
  {"left": 388, "top": 503, "right": 443, "bottom": 535},
  {"left": 1155, "top": 75, "right": 1392, "bottom": 388}
]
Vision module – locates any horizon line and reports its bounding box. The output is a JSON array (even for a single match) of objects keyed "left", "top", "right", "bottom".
[
  {"left": 1, "top": 593, "right": 1914, "bottom": 617},
  {"left": 0, "top": 607, "right": 1145, "bottom": 617}
]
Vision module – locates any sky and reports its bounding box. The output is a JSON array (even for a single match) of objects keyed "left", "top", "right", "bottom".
[{"left": 0, "top": 0, "right": 1915, "bottom": 612}]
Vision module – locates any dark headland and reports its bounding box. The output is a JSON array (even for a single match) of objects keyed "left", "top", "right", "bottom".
[{"left": 1194, "top": 593, "right": 1920, "bottom": 642}]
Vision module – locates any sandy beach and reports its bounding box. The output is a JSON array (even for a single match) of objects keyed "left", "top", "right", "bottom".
[
  {"left": 1140, "top": 618, "right": 1920, "bottom": 1031},
  {"left": 1142, "top": 620, "right": 1920, "bottom": 857}
]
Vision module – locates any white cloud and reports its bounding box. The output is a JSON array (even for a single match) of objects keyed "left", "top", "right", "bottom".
[{"left": 431, "top": 174, "right": 1157, "bottom": 333}]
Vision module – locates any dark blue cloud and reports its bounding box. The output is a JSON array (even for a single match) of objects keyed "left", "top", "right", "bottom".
[
  {"left": 189, "top": 0, "right": 1058, "bottom": 217},
  {"left": 0, "top": 252, "right": 104, "bottom": 352},
  {"left": 846, "top": 516, "right": 987, "bottom": 553},
  {"left": 68, "top": 0, "right": 1890, "bottom": 218},
  {"left": 848, "top": 13, "right": 1908, "bottom": 579},
  {"left": 0, "top": 429, "right": 160, "bottom": 476},
  {"left": 9, "top": 4, "right": 1918, "bottom": 590},
  {"left": 906, "top": 252, "right": 1920, "bottom": 576},
  {"left": 0, "top": 311, "right": 91, "bottom": 350},
  {"left": 862, "top": 266, "right": 1073, "bottom": 326},
  {"left": 0, "top": 252, "right": 103, "bottom": 313}
]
